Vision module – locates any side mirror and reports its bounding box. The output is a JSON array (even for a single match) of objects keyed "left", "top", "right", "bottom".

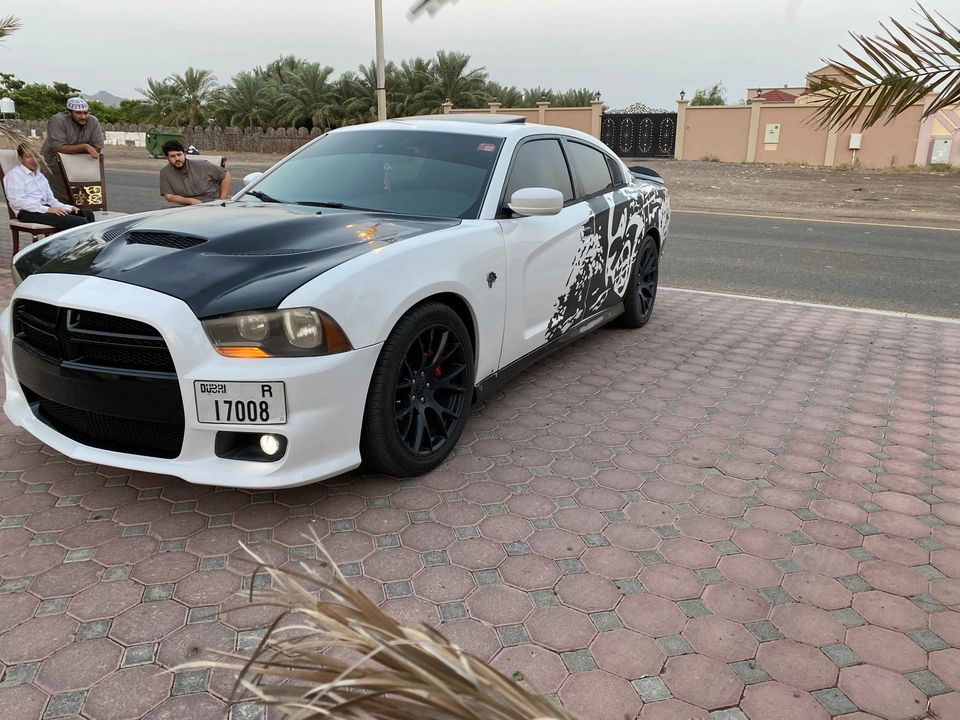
[
  {"left": 507, "top": 187, "right": 564, "bottom": 217},
  {"left": 243, "top": 171, "right": 265, "bottom": 185}
]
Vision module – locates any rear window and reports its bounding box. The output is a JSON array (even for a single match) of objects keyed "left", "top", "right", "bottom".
[
  {"left": 567, "top": 141, "right": 615, "bottom": 197},
  {"left": 246, "top": 129, "right": 504, "bottom": 219}
]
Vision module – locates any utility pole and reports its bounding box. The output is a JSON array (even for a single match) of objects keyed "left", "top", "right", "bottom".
[{"left": 375, "top": 0, "right": 387, "bottom": 121}]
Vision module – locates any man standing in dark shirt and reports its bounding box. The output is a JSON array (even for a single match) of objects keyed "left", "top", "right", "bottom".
[
  {"left": 39, "top": 97, "right": 105, "bottom": 202},
  {"left": 159, "top": 140, "right": 231, "bottom": 205}
]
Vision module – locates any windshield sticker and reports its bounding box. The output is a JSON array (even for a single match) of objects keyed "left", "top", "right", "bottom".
[{"left": 476, "top": 143, "right": 496, "bottom": 152}]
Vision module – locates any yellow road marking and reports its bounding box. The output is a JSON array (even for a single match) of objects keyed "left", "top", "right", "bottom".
[{"left": 673, "top": 209, "right": 960, "bottom": 233}]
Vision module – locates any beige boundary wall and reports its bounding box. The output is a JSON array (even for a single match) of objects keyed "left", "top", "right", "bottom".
[
  {"left": 676, "top": 99, "right": 930, "bottom": 168},
  {"left": 446, "top": 101, "right": 604, "bottom": 139}
]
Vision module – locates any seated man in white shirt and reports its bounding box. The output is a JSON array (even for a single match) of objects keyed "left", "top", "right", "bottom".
[{"left": 3, "top": 144, "right": 94, "bottom": 230}]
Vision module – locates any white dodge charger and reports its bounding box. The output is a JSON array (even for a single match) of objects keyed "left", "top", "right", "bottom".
[{"left": 1, "top": 116, "right": 669, "bottom": 488}]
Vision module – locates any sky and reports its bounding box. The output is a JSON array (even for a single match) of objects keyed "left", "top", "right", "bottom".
[{"left": 1, "top": 0, "right": 932, "bottom": 112}]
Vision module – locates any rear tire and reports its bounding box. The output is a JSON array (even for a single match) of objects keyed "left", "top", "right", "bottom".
[
  {"left": 615, "top": 233, "right": 659, "bottom": 328},
  {"left": 360, "top": 302, "right": 474, "bottom": 476}
]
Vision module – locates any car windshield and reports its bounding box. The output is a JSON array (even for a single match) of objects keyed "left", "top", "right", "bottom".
[{"left": 243, "top": 129, "right": 504, "bottom": 219}]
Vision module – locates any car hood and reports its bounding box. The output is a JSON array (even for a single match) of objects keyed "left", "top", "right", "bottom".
[{"left": 15, "top": 202, "right": 459, "bottom": 317}]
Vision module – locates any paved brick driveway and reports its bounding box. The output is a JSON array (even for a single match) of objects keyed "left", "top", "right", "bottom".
[{"left": 2, "top": 275, "right": 960, "bottom": 720}]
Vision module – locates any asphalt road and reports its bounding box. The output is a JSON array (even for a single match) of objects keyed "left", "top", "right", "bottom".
[{"left": 104, "top": 168, "right": 960, "bottom": 319}]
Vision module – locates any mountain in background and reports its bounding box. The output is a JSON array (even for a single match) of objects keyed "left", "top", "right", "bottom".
[{"left": 87, "top": 90, "right": 124, "bottom": 107}]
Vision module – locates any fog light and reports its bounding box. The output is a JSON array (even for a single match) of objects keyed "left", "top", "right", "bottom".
[{"left": 259, "top": 434, "right": 282, "bottom": 456}]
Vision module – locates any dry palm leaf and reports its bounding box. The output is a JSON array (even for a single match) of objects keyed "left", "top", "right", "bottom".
[
  {"left": 810, "top": 3, "right": 960, "bottom": 129},
  {"left": 179, "top": 539, "right": 576, "bottom": 720}
]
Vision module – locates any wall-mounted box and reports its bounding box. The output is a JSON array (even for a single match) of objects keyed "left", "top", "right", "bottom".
[
  {"left": 848, "top": 133, "right": 862, "bottom": 150},
  {"left": 764, "top": 123, "right": 781, "bottom": 143},
  {"left": 930, "top": 138, "right": 952, "bottom": 165}
]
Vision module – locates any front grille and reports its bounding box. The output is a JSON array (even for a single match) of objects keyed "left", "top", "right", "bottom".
[
  {"left": 25, "top": 388, "right": 183, "bottom": 459},
  {"left": 101, "top": 227, "right": 127, "bottom": 242},
  {"left": 14, "top": 300, "right": 175, "bottom": 374},
  {"left": 127, "top": 231, "right": 206, "bottom": 249}
]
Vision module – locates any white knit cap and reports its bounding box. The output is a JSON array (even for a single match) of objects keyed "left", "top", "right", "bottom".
[{"left": 66, "top": 97, "right": 89, "bottom": 111}]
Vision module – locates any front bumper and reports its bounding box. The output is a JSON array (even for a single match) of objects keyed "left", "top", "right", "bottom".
[{"left": 1, "top": 275, "right": 381, "bottom": 488}]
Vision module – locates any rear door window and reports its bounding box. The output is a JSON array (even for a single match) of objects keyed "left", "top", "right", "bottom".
[
  {"left": 504, "top": 139, "right": 574, "bottom": 204},
  {"left": 567, "top": 141, "right": 615, "bottom": 198}
]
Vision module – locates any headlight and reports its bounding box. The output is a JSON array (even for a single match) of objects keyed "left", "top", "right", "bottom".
[{"left": 202, "top": 308, "right": 352, "bottom": 358}]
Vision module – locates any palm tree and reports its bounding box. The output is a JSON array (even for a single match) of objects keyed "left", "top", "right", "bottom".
[
  {"left": 168, "top": 67, "right": 221, "bottom": 127},
  {"left": 137, "top": 77, "right": 178, "bottom": 125},
  {"left": 811, "top": 4, "right": 960, "bottom": 129},
  {"left": 397, "top": 57, "right": 440, "bottom": 115},
  {"left": 422, "top": 50, "right": 489, "bottom": 109},
  {"left": 0, "top": 15, "right": 30, "bottom": 151},
  {"left": 218, "top": 71, "right": 273, "bottom": 128},
  {"left": 273, "top": 62, "right": 337, "bottom": 129}
]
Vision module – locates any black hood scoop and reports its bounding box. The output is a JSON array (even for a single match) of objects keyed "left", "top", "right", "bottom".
[{"left": 17, "top": 202, "right": 459, "bottom": 318}]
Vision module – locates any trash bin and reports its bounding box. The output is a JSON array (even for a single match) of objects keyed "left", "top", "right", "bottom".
[{"left": 145, "top": 128, "right": 184, "bottom": 158}]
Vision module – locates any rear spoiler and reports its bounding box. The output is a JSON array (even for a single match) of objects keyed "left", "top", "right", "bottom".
[{"left": 628, "top": 165, "right": 664, "bottom": 184}]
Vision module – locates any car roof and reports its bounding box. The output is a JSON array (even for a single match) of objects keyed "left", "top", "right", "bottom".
[{"left": 334, "top": 116, "right": 598, "bottom": 143}]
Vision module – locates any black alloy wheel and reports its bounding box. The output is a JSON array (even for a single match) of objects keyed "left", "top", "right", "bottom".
[
  {"left": 616, "top": 233, "right": 659, "bottom": 328},
  {"left": 361, "top": 302, "right": 474, "bottom": 476}
]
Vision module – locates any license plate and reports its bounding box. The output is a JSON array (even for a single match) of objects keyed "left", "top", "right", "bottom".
[{"left": 194, "top": 381, "right": 286, "bottom": 425}]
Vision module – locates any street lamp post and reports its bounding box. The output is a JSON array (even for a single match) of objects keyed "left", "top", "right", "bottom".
[{"left": 375, "top": 0, "right": 387, "bottom": 121}]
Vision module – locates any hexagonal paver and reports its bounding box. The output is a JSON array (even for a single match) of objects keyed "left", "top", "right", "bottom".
[
  {"left": 769, "top": 603, "right": 844, "bottom": 646},
  {"left": 756, "top": 639, "right": 838, "bottom": 690},
  {"left": 846, "top": 625, "right": 927, "bottom": 673},
  {"left": 491, "top": 645, "right": 567, "bottom": 693},
  {"left": 526, "top": 607, "right": 597, "bottom": 652},
  {"left": 446, "top": 538, "right": 506, "bottom": 570},
  {"left": 0, "top": 615, "right": 77, "bottom": 663},
  {"left": 465, "top": 585, "right": 532, "bottom": 625},
  {"left": 702, "top": 583, "right": 770, "bottom": 623},
  {"left": 589, "top": 628, "right": 665, "bottom": 678},
  {"left": 556, "top": 574, "right": 621, "bottom": 612},
  {"left": 411, "top": 565, "right": 474, "bottom": 603},
  {"left": 558, "top": 671, "right": 642, "bottom": 720},
  {"left": 661, "top": 653, "right": 743, "bottom": 710},
  {"left": 639, "top": 563, "right": 704, "bottom": 601},
  {"left": 35, "top": 638, "right": 122, "bottom": 692},
  {"left": 617, "top": 593, "right": 688, "bottom": 637},
  {"left": 852, "top": 590, "right": 927, "bottom": 632},
  {"left": 499, "top": 554, "right": 562, "bottom": 590},
  {"left": 0, "top": 683, "right": 49, "bottom": 720},
  {"left": 781, "top": 572, "right": 852, "bottom": 610},
  {"left": 682, "top": 615, "right": 758, "bottom": 662},
  {"left": 741, "top": 681, "right": 829, "bottom": 720},
  {"left": 659, "top": 537, "right": 721, "bottom": 570},
  {"left": 110, "top": 600, "right": 187, "bottom": 646},
  {"left": 839, "top": 664, "right": 927, "bottom": 719},
  {"left": 83, "top": 664, "right": 172, "bottom": 718},
  {"left": 929, "top": 648, "right": 960, "bottom": 690},
  {"left": 582, "top": 545, "right": 643, "bottom": 580},
  {"left": 858, "top": 559, "right": 927, "bottom": 597},
  {"left": 718, "top": 553, "right": 783, "bottom": 589},
  {"left": 362, "top": 547, "right": 422, "bottom": 582},
  {"left": 732, "top": 527, "right": 794, "bottom": 558}
]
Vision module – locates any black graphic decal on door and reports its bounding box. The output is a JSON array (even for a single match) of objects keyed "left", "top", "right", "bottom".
[{"left": 545, "top": 186, "right": 667, "bottom": 341}]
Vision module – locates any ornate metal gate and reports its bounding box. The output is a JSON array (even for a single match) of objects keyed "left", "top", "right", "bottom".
[{"left": 600, "top": 113, "right": 677, "bottom": 158}]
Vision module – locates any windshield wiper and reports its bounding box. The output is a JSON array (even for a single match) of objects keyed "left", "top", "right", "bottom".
[
  {"left": 293, "top": 200, "right": 372, "bottom": 211},
  {"left": 244, "top": 189, "right": 285, "bottom": 203}
]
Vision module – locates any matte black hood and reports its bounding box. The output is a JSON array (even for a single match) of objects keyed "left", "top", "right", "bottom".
[{"left": 16, "top": 202, "right": 459, "bottom": 317}]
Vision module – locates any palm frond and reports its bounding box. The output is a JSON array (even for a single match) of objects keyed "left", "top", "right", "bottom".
[
  {"left": 810, "top": 3, "right": 960, "bottom": 129},
  {"left": 178, "top": 540, "right": 575, "bottom": 720},
  {"left": 0, "top": 14, "right": 21, "bottom": 41}
]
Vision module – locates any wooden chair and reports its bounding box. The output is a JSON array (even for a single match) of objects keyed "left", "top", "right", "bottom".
[
  {"left": 0, "top": 149, "right": 60, "bottom": 255},
  {"left": 55, "top": 152, "right": 127, "bottom": 222},
  {"left": 187, "top": 154, "right": 227, "bottom": 168}
]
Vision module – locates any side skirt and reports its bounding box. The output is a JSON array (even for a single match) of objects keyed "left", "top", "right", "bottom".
[{"left": 474, "top": 303, "right": 624, "bottom": 403}]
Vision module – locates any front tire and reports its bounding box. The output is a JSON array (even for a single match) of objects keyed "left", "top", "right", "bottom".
[
  {"left": 361, "top": 302, "right": 475, "bottom": 476},
  {"left": 615, "top": 233, "right": 659, "bottom": 328}
]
